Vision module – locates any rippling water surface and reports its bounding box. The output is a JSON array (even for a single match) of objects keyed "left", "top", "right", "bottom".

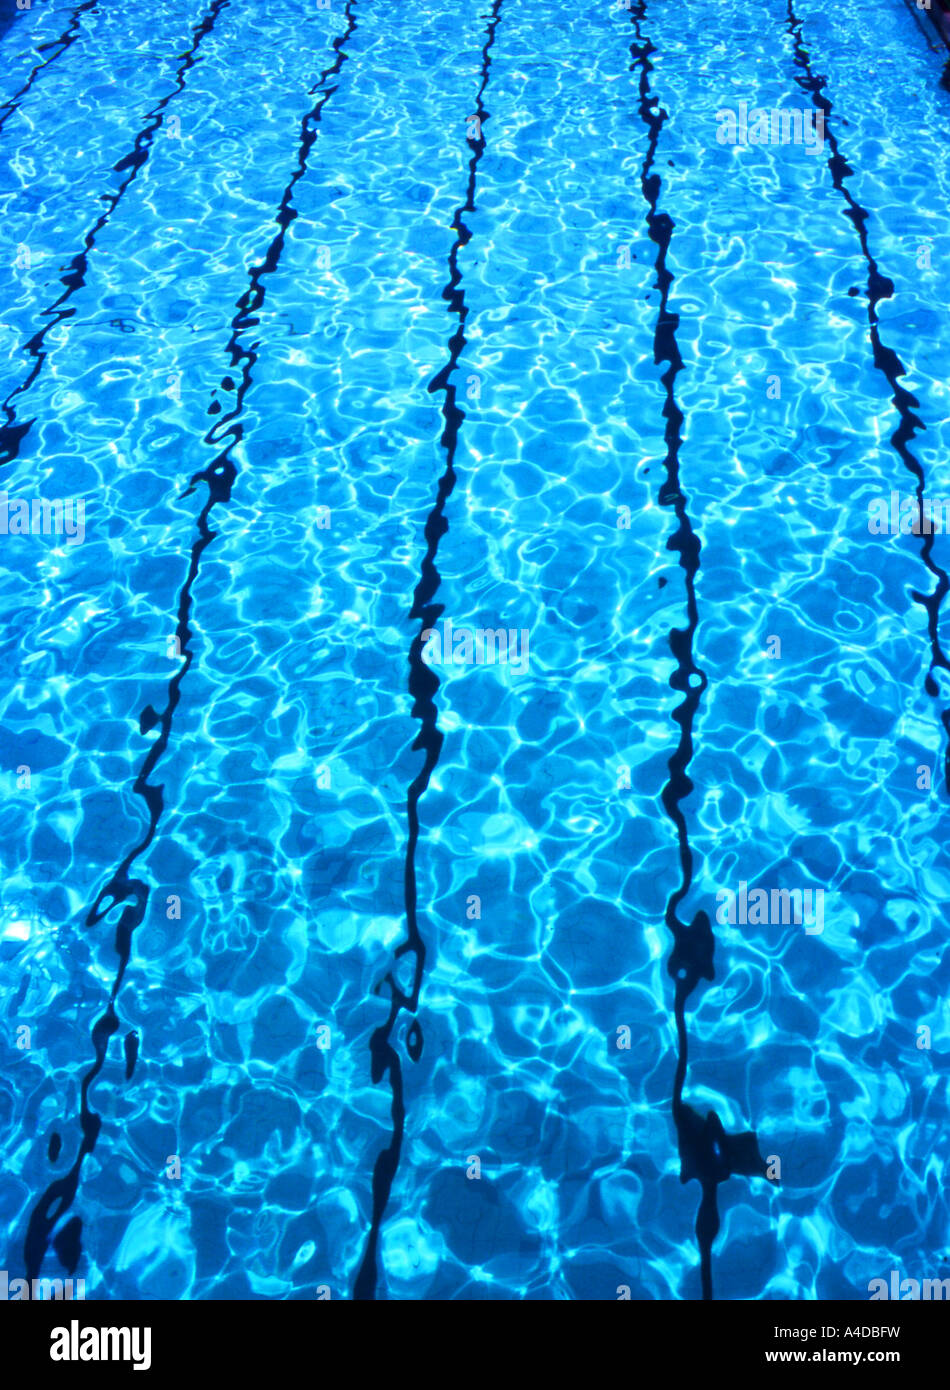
[{"left": 1, "top": 0, "right": 949, "bottom": 1301}]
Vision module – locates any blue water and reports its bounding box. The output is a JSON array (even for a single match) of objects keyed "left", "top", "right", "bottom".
[{"left": 1, "top": 0, "right": 949, "bottom": 1301}]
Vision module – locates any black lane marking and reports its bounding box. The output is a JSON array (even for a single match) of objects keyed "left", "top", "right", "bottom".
[
  {"left": 22, "top": 0, "right": 359, "bottom": 1281},
  {"left": 123, "top": 1029, "right": 139, "bottom": 1080},
  {"left": 0, "top": 0, "right": 101, "bottom": 139},
  {"left": 352, "top": 0, "right": 504, "bottom": 1303},
  {"left": 628, "top": 0, "right": 772, "bottom": 1302},
  {"left": 785, "top": 0, "right": 950, "bottom": 791},
  {"left": 0, "top": 0, "right": 231, "bottom": 469}
]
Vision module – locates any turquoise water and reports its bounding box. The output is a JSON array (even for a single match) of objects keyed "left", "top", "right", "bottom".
[{"left": 1, "top": 0, "right": 949, "bottom": 1300}]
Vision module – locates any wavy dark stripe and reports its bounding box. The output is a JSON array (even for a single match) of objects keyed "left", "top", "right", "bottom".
[
  {"left": 23, "top": 0, "right": 359, "bottom": 1282},
  {"left": 0, "top": 0, "right": 230, "bottom": 470},
  {"left": 352, "top": 0, "right": 504, "bottom": 1303},
  {"left": 785, "top": 1, "right": 950, "bottom": 790},
  {"left": 0, "top": 0, "right": 101, "bottom": 139},
  {"left": 628, "top": 1, "right": 771, "bottom": 1302}
]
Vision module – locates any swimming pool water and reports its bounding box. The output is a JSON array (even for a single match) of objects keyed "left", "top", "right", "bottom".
[{"left": 1, "top": 0, "right": 949, "bottom": 1301}]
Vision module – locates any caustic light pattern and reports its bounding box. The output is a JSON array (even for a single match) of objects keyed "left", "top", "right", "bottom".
[{"left": 0, "top": 0, "right": 949, "bottom": 1302}]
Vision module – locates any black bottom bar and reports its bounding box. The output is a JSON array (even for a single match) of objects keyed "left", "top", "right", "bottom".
[{"left": 5, "top": 1296, "right": 945, "bottom": 1375}]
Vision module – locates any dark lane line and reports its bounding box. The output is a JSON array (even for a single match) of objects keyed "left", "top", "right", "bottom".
[
  {"left": 23, "top": 0, "right": 360, "bottom": 1283},
  {"left": 0, "top": 0, "right": 231, "bottom": 470},
  {"left": 785, "top": 0, "right": 950, "bottom": 792},
  {"left": 0, "top": 0, "right": 102, "bottom": 139},
  {"left": 353, "top": 0, "right": 504, "bottom": 1303},
  {"left": 627, "top": 0, "right": 774, "bottom": 1302}
]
